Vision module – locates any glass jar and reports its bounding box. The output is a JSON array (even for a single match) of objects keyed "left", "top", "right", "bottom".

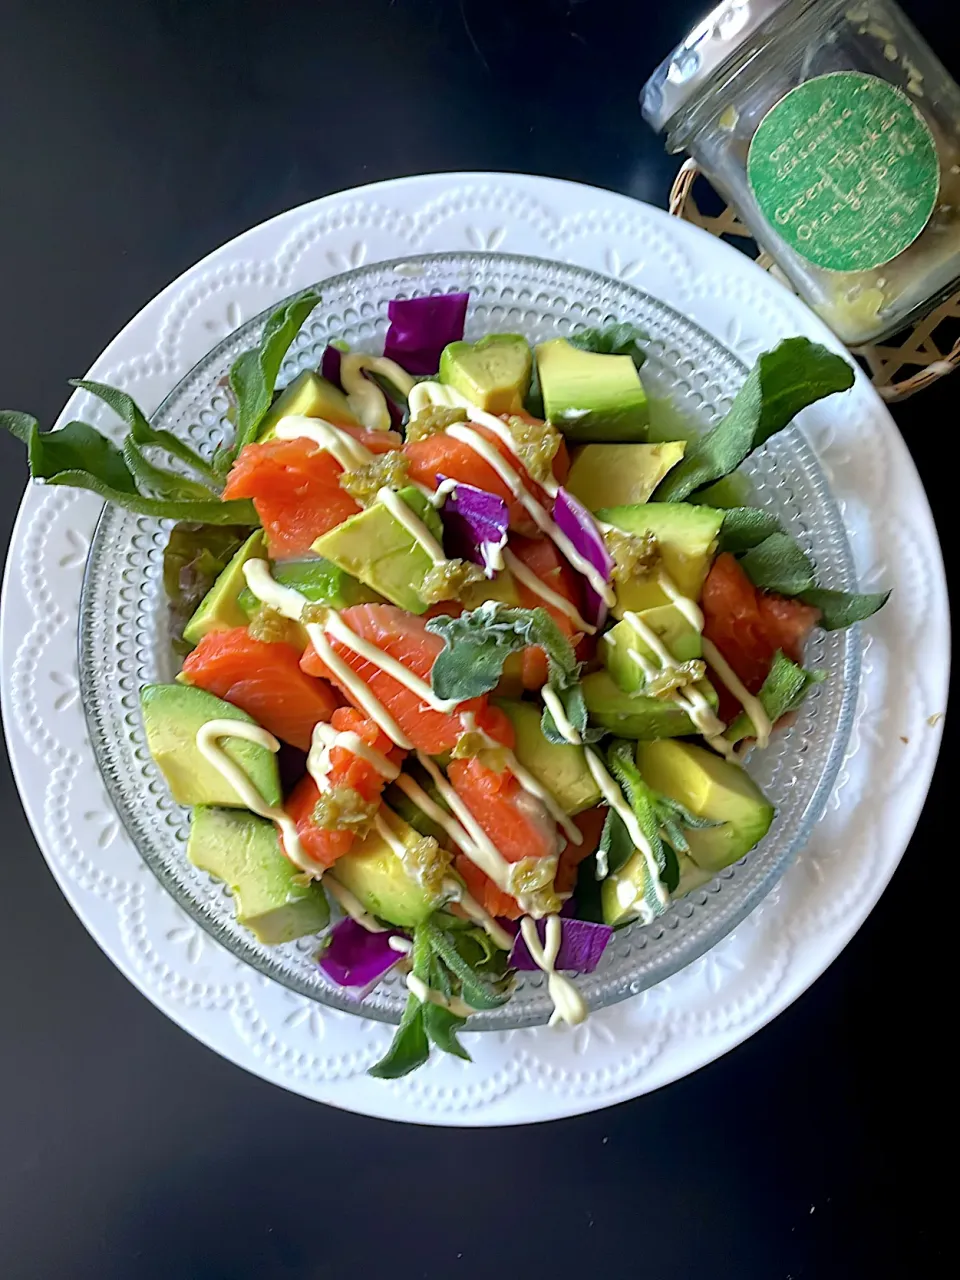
[{"left": 643, "top": 0, "right": 960, "bottom": 345}]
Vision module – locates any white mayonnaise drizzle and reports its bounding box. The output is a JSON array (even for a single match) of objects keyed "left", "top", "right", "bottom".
[
  {"left": 541, "top": 686, "right": 582, "bottom": 745},
  {"left": 501, "top": 547, "right": 596, "bottom": 635},
  {"left": 702, "top": 638, "right": 772, "bottom": 750},
  {"left": 519, "top": 915, "right": 588, "bottom": 1027},
  {"left": 273, "top": 415, "right": 373, "bottom": 469},
  {"left": 584, "top": 747, "right": 667, "bottom": 916},
  {"left": 194, "top": 719, "right": 319, "bottom": 877},
  {"left": 388, "top": 936, "right": 414, "bottom": 954},
  {"left": 657, "top": 569, "right": 705, "bottom": 633},
  {"left": 306, "top": 720, "right": 400, "bottom": 794},
  {"left": 619, "top": 609, "right": 738, "bottom": 764},
  {"left": 340, "top": 353, "right": 415, "bottom": 431},
  {"left": 325, "top": 875, "right": 388, "bottom": 932},
  {"left": 375, "top": 486, "right": 448, "bottom": 564}
]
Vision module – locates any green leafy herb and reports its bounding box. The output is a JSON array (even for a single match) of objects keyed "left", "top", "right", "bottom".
[
  {"left": 726, "top": 649, "right": 825, "bottom": 744},
  {"left": 121, "top": 438, "right": 214, "bottom": 502},
  {"left": 598, "top": 807, "right": 634, "bottom": 878},
  {"left": 568, "top": 322, "right": 648, "bottom": 369},
  {"left": 654, "top": 339, "right": 855, "bottom": 502},
  {"left": 606, "top": 740, "right": 678, "bottom": 897},
  {"left": 718, "top": 506, "right": 783, "bottom": 553},
  {"left": 221, "top": 288, "right": 321, "bottom": 469},
  {"left": 423, "top": 922, "right": 512, "bottom": 1011},
  {"left": 426, "top": 602, "right": 593, "bottom": 743},
  {"left": 738, "top": 532, "right": 817, "bottom": 596},
  {"left": 799, "top": 587, "right": 891, "bottom": 630},
  {"left": 70, "top": 379, "right": 219, "bottom": 486},
  {"left": 367, "top": 994, "right": 430, "bottom": 1079},
  {"left": 421, "top": 1002, "right": 471, "bottom": 1061},
  {"left": 573, "top": 854, "right": 605, "bottom": 923},
  {"left": 1, "top": 411, "right": 257, "bottom": 524}
]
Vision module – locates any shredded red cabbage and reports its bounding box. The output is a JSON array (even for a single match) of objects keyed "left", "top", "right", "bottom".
[
  {"left": 438, "top": 477, "right": 509, "bottom": 578},
  {"left": 318, "top": 918, "right": 405, "bottom": 999},
  {"left": 383, "top": 292, "right": 469, "bottom": 375},
  {"left": 508, "top": 917, "right": 613, "bottom": 974},
  {"left": 553, "top": 487, "right": 614, "bottom": 628},
  {"left": 320, "top": 345, "right": 343, "bottom": 387}
]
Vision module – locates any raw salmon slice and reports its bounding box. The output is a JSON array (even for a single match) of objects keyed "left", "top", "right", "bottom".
[
  {"left": 448, "top": 753, "right": 560, "bottom": 921},
  {"left": 508, "top": 534, "right": 584, "bottom": 689},
  {"left": 181, "top": 627, "right": 339, "bottom": 751},
  {"left": 222, "top": 429, "right": 401, "bottom": 560},
  {"left": 283, "top": 707, "right": 406, "bottom": 869},
  {"left": 702, "top": 553, "right": 821, "bottom": 721},
  {"left": 299, "top": 604, "right": 508, "bottom": 755}
]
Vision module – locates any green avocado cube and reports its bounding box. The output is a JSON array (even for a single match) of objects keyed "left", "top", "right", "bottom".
[
  {"left": 636, "top": 739, "right": 775, "bottom": 872},
  {"left": 536, "top": 338, "right": 649, "bottom": 442},
  {"left": 330, "top": 808, "right": 445, "bottom": 928},
  {"left": 602, "top": 606, "right": 704, "bottom": 695},
  {"left": 439, "top": 334, "right": 532, "bottom": 414},
  {"left": 257, "top": 369, "right": 359, "bottom": 440},
  {"left": 188, "top": 806, "right": 329, "bottom": 944},
  {"left": 311, "top": 486, "right": 445, "bottom": 614},
  {"left": 581, "top": 670, "right": 718, "bottom": 740},
  {"left": 597, "top": 501, "right": 723, "bottom": 616},
  {"left": 236, "top": 557, "right": 382, "bottom": 620},
  {"left": 182, "top": 530, "right": 267, "bottom": 647},
  {"left": 566, "top": 442, "right": 685, "bottom": 510},
  {"left": 494, "top": 699, "right": 602, "bottom": 815},
  {"left": 141, "top": 684, "right": 281, "bottom": 808}
]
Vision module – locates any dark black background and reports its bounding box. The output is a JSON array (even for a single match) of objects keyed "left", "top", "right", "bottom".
[{"left": 0, "top": 2, "right": 951, "bottom": 1277}]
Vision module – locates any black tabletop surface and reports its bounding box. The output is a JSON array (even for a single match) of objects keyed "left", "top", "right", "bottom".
[{"left": 0, "top": 2, "right": 952, "bottom": 1277}]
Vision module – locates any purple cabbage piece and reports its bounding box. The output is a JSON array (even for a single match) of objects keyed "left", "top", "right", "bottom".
[
  {"left": 318, "top": 918, "right": 405, "bottom": 1000},
  {"left": 320, "top": 344, "right": 343, "bottom": 387},
  {"left": 508, "top": 917, "right": 613, "bottom": 975},
  {"left": 437, "top": 476, "right": 509, "bottom": 579},
  {"left": 383, "top": 292, "right": 469, "bottom": 375},
  {"left": 552, "top": 486, "right": 615, "bottom": 628}
]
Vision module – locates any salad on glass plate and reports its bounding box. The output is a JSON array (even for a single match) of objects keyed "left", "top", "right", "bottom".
[{"left": 0, "top": 284, "right": 889, "bottom": 1080}]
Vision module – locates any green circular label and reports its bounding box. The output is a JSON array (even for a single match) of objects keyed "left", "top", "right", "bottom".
[{"left": 747, "top": 72, "right": 939, "bottom": 273}]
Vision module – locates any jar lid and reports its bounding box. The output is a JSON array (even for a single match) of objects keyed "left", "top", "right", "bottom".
[{"left": 642, "top": 0, "right": 820, "bottom": 134}]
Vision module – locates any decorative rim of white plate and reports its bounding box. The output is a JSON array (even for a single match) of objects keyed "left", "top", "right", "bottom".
[{"left": 0, "top": 173, "right": 948, "bottom": 1125}]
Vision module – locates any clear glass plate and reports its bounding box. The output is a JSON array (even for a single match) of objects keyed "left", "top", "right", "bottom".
[{"left": 78, "top": 251, "right": 859, "bottom": 1030}]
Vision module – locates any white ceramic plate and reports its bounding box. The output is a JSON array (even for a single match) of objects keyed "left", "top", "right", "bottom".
[{"left": 1, "top": 173, "right": 947, "bottom": 1125}]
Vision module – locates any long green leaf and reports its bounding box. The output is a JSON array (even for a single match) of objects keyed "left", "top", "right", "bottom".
[
  {"left": 422, "top": 1003, "right": 471, "bottom": 1062},
  {"left": 654, "top": 339, "right": 855, "bottom": 502},
  {"left": 224, "top": 288, "right": 321, "bottom": 466},
  {"left": 423, "top": 923, "right": 511, "bottom": 1011},
  {"left": 568, "top": 322, "right": 648, "bottom": 369},
  {"left": 41, "top": 469, "right": 258, "bottom": 523},
  {"left": 738, "top": 532, "right": 817, "bottom": 595},
  {"left": 607, "top": 740, "right": 678, "bottom": 898},
  {"left": 718, "top": 506, "right": 782, "bottom": 553},
  {"left": 598, "top": 807, "right": 634, "bottom": 878},
  {"left": 367, "top": 995, "right": 430, "bottom": 1079},
  {"left": 71, "top": 379, "right": 219, "bottom": 486},
  {"left": 23, "top": 418, "right": 136, "bottom": 493},
  {"left": 726, "top": 649, "right": 825, "bottom": 744},
  {"left": 122, "top": 439, "right": 214, "bottom": 502},
  {"left": 799, "top": 587, "right": 891, "bottom": 630}
]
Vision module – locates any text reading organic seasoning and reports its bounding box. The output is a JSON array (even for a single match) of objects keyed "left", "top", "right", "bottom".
[{"left": 747, "top": 71, "right": 939, "bottom": 273}]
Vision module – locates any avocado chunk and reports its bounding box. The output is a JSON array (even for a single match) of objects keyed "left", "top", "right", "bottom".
[
  {"left": 439, "top": 334, "right": 532, "bottom": 414},
  {"left": 459, "top": 565, "right": 523, "bottom": 610},
  {"left": 582, "top": 670, "right": 718, "bottom": 739},
  {"left": 601, "top": 848, "right": 654, "bottom": 926},
  {"left": 602, "top": 606, "right": 704, "bottom": 695},
  {"left": 566, "top": 442, "right": 685, "bottom": 510},
  {"left": 182, "top": 530, "right": 267, "bottom": 647},
  {"left": 257, "top": 370, "right": 359, "bottom": 440},
  {"left": 188, "top": 806, "right": 329, "bottom": 943},
  {"left": 236, "top": 557, "right": 381, "bottom": 619},
  {"left": 495, "top": 699, "right": 602, "bottom": 815},
  {"left": 330, "top": 809, "right": 445, "bottom": 928},
  {"left": 636, "top": 739, "right": 775, "bottom": 872},
  {"left": 312, "top": 485, "right": 445, "bottom": 614},
  {"left": 674, "top": 852, "right": 714, "bottom": 898},
  {"left": 536, "top": 338, "right": 649, "bottom": 442},
  {"left": 598, "top": 501, "right": 723, "bottom": 616},
  {"left": 141, "top": 684, "right": 281, "bottom": 808}
]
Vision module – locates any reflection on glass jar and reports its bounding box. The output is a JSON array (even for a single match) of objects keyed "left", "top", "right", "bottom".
[{"left": 643, "top": 0, "right": 960, "bottom": 345}]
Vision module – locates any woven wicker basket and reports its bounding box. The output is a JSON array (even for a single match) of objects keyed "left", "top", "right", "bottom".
[{"left": 669, "top": 159, "right": 960, "bottom": 402}]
